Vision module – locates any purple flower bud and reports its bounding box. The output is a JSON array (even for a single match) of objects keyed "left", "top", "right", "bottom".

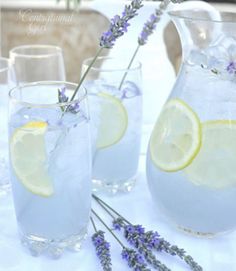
[
  {"left": 68, "top": 102, "right": 80, "bottom": 114},
  {"left": 126, "top": 225, "right": 135, "bottom": 234},
  {"left": 226, "top": 61, "right": 236, "bottom": 74},
  {"left": 136, "top": 253, "right": 145, "bottom": 264},
  {"left": 92, "top": 231, "right": 112, "bottom": 271},
  {"left": 121, "top": 248, "right": 150, "bottom": 270},
  {"left": 121, "top": 249, "right": 130, "bottom": 260},
  {"left": 58, "top": 87, "right": 69, "bottom": 103},
  {"left": 136, "top": 225, "right": 145, "bottom": 234}
]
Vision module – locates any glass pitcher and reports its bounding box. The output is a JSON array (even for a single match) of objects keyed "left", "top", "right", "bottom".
[{"left": 146, "top": 9, "right": 236, "bottom": 236}]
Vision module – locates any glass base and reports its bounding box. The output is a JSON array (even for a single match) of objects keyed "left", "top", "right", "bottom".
[
  {"left": 20, "top": 229, "right": 88, "bottom": 258},
  {"left": 176, "top": 224, "right": 235, "bottom": 238},
  {"left": 92, "top": 175, "right": 137, "bottom": 195},
  {"left": 177, "top": 225, "right": 216, "bottom": 238}
]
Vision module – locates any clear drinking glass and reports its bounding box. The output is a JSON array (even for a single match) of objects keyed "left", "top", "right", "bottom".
[
  {"left": 9, "top": 81, "right": 91, "bottom": 257},
  {"left": 82, "top": 56, "right": 142, "bottom": 194},
  {"left": 9, "top": 45, "right": 66, "bottom": 84},
  {"left": 0, "top": 57, "right": 16, "bottom": 195},
  {"left": 147, "top": 10, "right": 236, "bottom": 236}
]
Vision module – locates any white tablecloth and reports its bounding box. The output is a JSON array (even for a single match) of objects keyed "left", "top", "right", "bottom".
[{"left": 1, "top": 155, "right": 236, "bottom": 271}]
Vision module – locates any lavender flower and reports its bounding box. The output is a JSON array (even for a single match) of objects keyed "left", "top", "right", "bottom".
[
  {"left": 138, "top": 11, "right": 160, "bottom": 45},
  {"left": 155, "top": 239, "right": 203, "bottom": 271},
  {"left": 118, "top": 0, "right": 171, "bottom": 90},
  {"left": 121, "top": 247, "right": 150, "bottom": 271},
  {"left": 92, "top": 230, "right": 112, "bottom": 271},
  {"left": 58, "top": 87, "right": 80, "bottom": 114},
  {"left": 67, "top": 102, "right": 80, "bottom": 114},
  {"left": 122, "top": 224, "right": 170, "bottom": 271},
  {"left": 100, "top": 0, "right": 143, "bottom": 48},
  {"left": 58, "top": 87, "right": 68, "bottom": 103},
  {"left": 113, "top": 218, "right": 203, "bottom": 271},
  {"left": 138, "top": 0, "right": 176, "bottom": 46},
  {"left": 226, "top": 61, "right": 236, "bottom": 74}
]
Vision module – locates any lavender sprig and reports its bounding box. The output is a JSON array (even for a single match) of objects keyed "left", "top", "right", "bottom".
[
  {"left": 154, "top": 239, "right": 203, "bottom": 271},
  {"left": 69, "top": 0, "right": 144, "bottom": 103},
  {"left": 92, "top": 209, "right": 150, "bottom": 271},
  {"left": 100, "top": 0, "right": 143, "bottom": 49},
  {"left": 91, "top": 230, "right": 112, "bottom": 271},
  {"left": 118, "top": 0, "right": 171, "bottom": 90},
  {"left": 138, "top": 3, "right": 167, "bottom": 46},
  {"left": 114, "top": 219, "right": 203, "bottom": 271},
  {"left": 93, "top": 194, "right": 203, "bottom": 271}
]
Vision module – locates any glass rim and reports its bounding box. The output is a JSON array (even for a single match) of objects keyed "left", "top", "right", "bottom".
[
  {"left": 9, "top": 81, "right": 86, "bottom": 109},
  {"left": 82, "top": 56, "right": 142, "bottom": 72},
  {"left": 0, "top": 57, "right": 12, "bottom": 73},
  {"left": 9, "top": 44, "right": 63, "bottom": 59},
  {"left": 168, "top": 10, "right": 236, "bottom": 24}
]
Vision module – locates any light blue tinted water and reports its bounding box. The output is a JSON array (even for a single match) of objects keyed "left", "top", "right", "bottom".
[
  {"left": 147, "top": 152, "right": 236, "bottom": 234},
  {"left": 9, "top": 107, "right": 91, "bottom": 240},
  {"left": 146, "top": 63, "right": 236, "bottom": 234},
  {"left": 89, "top": 81, "right": 142, "bottom": 183}
]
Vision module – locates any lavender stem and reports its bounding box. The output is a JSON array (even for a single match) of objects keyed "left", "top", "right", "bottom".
[
  {"left": 90, "top": 216, "right": 98, "bottom": 232},
  {"left": 70, "top": 47, "right": 103, "bottom": 102},
  {"left": 92, "top": 209, "right": 125, "bottom": 248},
  {"left": 92, "top": 194, "right": 131, "bottom": 225},
  {"left": 118, "top": 44, "right": 141, "bottom": 90}
]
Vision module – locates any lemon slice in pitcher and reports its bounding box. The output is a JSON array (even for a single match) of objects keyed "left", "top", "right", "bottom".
[
  {"left": 150, "top": 99, "right": 201, "bottom": 172},
  {"left": 96, "top": 93, "right": 128, "bottom": 149},
  {"left": 185, "top": 120, "right": 236, "bottom": 189},
  {"left": 10, "top": 121, "right": 54, "bottom": 197}
]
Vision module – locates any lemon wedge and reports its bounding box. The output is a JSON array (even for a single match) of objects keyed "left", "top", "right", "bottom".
[
  {"left": 96, "top": 92, "right": 128, "bottom": 149},
  {"left": 185, "top": 120, "right": 236, "bottom": 189},
  {"left": 10, "top": 121, "right": 54, "bottom": 197},
  {"left": 149, "top": 99, "right": 201, "bottom": 172}
]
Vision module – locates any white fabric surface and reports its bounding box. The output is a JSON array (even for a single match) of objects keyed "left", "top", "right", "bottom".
[{"left": 1, "top": 156, "right": 236, "bottom": 271}]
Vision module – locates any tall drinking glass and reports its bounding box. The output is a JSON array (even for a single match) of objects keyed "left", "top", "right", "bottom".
[
  {"left": 0, "top": 57, "right": 16, "bottom": 195},
  {"left": 9, "top": 45, "right": 66, "bottom": 83},
  {"left": 9, "top": 81, "right": 91, "bottom": 257},
  {"left": 82, "top": 56, "right": 143, "bottom": 194}
]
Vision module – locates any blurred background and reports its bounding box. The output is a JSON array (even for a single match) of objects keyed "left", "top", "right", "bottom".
[{"left": 1, "top": 0, "right": 236, "bottom": 149}]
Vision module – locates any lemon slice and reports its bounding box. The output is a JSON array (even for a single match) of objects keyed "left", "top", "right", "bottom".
[
  {"left": 185, "top": 120, "right": 236, "bottom": 189},
  {"left": 96, "top": 92, "right": 128, "bottom": 149},
  {"left": 10, "top": 121, "right": 54, "bottom": 197},
  {"left": 150, "top": 99, "right": 201, "bottom": 172}
]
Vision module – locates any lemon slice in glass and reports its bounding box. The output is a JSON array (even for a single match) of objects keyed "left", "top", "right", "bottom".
[
  {"left": 10, "top": 121, "right": 54, "bottom": 197},
  {"left": 185, "top": 120, "right": 236, "bottom": 189},
  {"left": 149, "top": 99, "right": 201, "bottom": 172},
  {"left": 96, "top": 92, "right": 128, "bottom": 149}
]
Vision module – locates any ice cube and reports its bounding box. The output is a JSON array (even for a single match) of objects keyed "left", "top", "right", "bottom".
[
  {"left": 203, "top": 45, "right": 229, "bottom": 71},
  {"left": 219, "top": 35, "right": 236, "bottom": 51},
  {"left": 121, "top": 81, "right": 141, "bottom": 99},
  {"left": 187, "top": 50, "right": 208, "bottom": 66}
]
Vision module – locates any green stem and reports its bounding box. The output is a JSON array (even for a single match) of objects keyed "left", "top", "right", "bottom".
[
  {"left": 93, "top": 195, "right": 116, "bottom": 220},
  {"left": 90, "top": 216, "right": 98, "bottom": 232},
  {"left": 70, "top": 47, "right": 103, "bottom": 102},
  {"left": 118, "top": 44, "right": 140, "bottom": 90},
  {"left": 92, "top": 194, "right": 131, "bottom": 225},
  {"left": 92, "top": 209, "right": 125, "bottom": 248}
]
